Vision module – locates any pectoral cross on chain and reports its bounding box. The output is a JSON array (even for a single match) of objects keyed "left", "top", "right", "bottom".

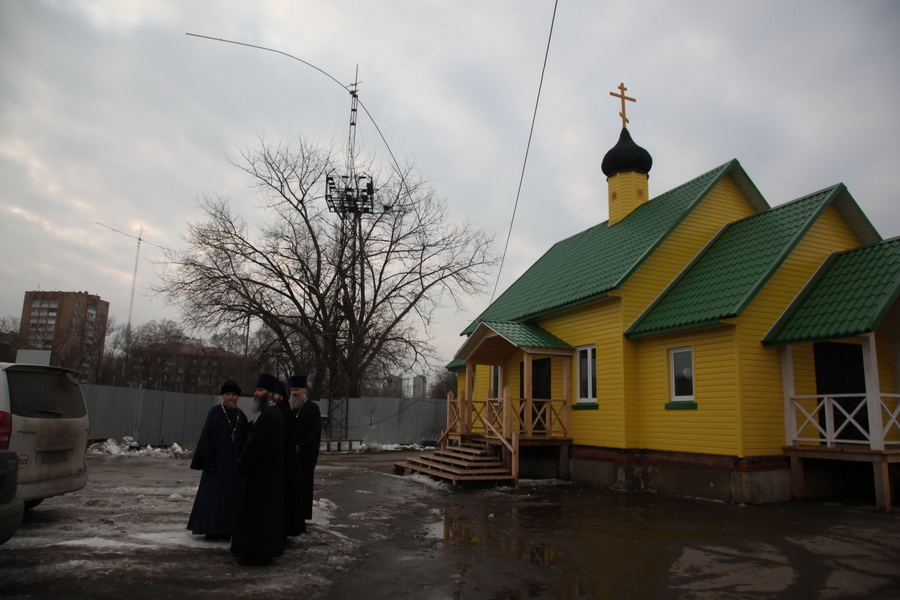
[
  {"left": 230, "top": 431, "right": 236, "bottom": 442},
  {"left": 609, "top": 82, "right": 636, "bottom": 128}
]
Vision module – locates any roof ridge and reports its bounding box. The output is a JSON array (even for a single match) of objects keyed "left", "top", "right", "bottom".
[{"left": 463, "top": 159, "right": 749, "bottom": 335}]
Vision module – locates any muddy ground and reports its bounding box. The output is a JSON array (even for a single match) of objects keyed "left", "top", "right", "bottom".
[{"left": 1, "top": 451, "right": 900, "bottom": 599}]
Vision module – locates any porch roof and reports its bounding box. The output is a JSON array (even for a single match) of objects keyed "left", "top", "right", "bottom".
[
  {"left": 453, "top": 320, "right": 573, "bottom": 365},
  {"left": 763, "top": 236, "right": 900, "bottom": 346}
]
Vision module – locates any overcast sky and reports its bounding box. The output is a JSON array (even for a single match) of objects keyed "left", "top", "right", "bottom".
[{"left": 2, "top": 1, "right": 898, "bottom": 372}]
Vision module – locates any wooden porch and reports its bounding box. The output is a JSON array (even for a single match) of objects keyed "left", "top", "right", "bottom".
[
  {"left": 780, "top": 334, "right": 900, "bottom": 512},
  {"left": 395, "top": 384, "right": 573, "bottom": 486}
]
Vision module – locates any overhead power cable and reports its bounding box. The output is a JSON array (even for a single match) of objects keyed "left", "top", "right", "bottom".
[
  {"left": 186, "top": 33, "right": 404, "bottom": 183},
  {"left": 490, "top": 0, "right": 559, "bottom": 303}
]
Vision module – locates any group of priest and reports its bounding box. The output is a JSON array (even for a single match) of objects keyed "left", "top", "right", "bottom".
[{"left": 187, "top": 373, "right": 322, "bottom": 566}]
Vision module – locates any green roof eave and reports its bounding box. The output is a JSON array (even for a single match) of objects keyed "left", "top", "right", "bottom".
[
  {"left": 723, "top": 184, "right": 841, "bottom": 317},
  {"left": 763, "top": 237, "right": 900, "bottom": 346},
  {"left": 501, "top": 291, "right": 611, "bottom": 326},
  {"left": 445, "top": 359, "right": 466, "bottom": 371},
  {"left": 610, "top": 159, "right": 756, "bottom": 291},
  {"left": 627, "top": 184, "right": 845, "bottom": 338},
  {"left": 626, "top": 317, "right": 732, "bottom": 339},
  {"left": 462, "top": 160, "right": 765, "bottom": 336}
]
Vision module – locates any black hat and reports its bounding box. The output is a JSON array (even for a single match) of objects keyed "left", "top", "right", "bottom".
[
  {"left": 221, "top": 380, "right": 241, "bottom": 396},
  {"left": 289, "top": 375, "right": 308, "bottom": 389},
  {"left": 276, "top": 380, "right": 287, "bottom": 399},
  {"left": 255, "top": 373, "right": 279, "bottom": 394}
]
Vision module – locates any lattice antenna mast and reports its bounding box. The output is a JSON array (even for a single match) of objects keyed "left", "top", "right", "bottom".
[
  {"left": 323, "top": 68, "right": 377, "bottom": 442},
  {"left": 325, "top": 67, "right": 376, "bottom": 216}
]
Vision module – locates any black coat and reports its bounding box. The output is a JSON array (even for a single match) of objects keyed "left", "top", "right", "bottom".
[
  {"left": 187, "top": 404, "right": 248, "bottom": 535},
  {"left": 277, "top": 400, "right": 304, "bottom": 536},
  {"left": 231, "top": 403, "right": 285, "bottom": 561},
  {"left": 293, "top": 399, "right": 322, "bottom": 521}
]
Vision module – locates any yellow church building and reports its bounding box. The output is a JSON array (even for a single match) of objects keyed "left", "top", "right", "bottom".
[{"left": 400, "top": 88, "right": 900, "bottom": 511}]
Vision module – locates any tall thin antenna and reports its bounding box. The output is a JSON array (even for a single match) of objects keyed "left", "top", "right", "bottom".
[
  {"left": 126, "top": 225, "right": 143, "bottom": 341},
  {"left": 347, "top": 66, "right": 359, "bottom": 176}
]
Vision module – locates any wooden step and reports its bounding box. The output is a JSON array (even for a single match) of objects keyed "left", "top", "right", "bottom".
[
  {"left": 446, "top": 444, "right": 493, "bottom": 457},
  {"left": 406, "top": 455, "right": 508, "bottom": 475},
  {"left": 393, "top": 461, "right": 515, "bottom": 485},
  {"left": 430, "top": 452, "right": 502, "bottom": 468}
]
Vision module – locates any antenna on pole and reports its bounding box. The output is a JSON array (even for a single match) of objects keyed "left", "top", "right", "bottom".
[{"left": 126, "top": 225, "right": 143, "bottom": 341}]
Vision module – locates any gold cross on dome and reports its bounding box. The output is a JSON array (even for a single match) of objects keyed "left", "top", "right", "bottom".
[{"left": 609, "top": 82, "right": 636, "bottom": 128}]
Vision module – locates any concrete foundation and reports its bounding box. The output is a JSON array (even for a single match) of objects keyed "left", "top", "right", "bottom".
[{"left": 558, "top": 446, "right": 794, "bottom": 504}]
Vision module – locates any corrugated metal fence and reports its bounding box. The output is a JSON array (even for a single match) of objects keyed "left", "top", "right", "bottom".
[{"left": 82, "top": 385, "right": 446, "bottom": 448}]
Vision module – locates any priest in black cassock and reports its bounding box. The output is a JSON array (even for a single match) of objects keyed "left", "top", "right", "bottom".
[
  {"left": 231, "top": 373, "right": 285, "bottom": 566},
  {"left": 187, "top": 379, "right": 248, "bottom": 539},
  {"left": 274, "top": 379, "right": 303, "bottom": 537},
  {"left": 290, "top": 375, "right": 321, "bottom": 529}
]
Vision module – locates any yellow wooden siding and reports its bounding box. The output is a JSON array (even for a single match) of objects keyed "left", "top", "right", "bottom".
[
  {"left": 636, "top": 327, "right": 740, "bottom": 454},
  {"left": 735, "top": 203, "right": 864, "bottom": 456},
  {"left": 875, "top": 330, "right": 900, "bottom": 443},
  {"left": 619, "top": 175, "right": 758, "bottom": 327},
  {"left": 537, "top": 299, "right": 627, "bottom": 447},
  {"left": 615, "top": 175, "right": 756, "bottom": 454}
]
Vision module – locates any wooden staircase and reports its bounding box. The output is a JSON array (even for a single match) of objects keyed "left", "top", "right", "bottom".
[{"left": 393, "top": 438, "right": 516, "bottom": 485}]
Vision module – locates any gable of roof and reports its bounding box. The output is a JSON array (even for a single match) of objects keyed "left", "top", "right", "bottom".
[
  {"left": 626, "top": 184, "right": 873, "bottom": 339},
  {"left": 463, "top": 159, "right": 767, "bottom": 335},
  {"left": 454, "top": 320, "right": 574, "bottom": 364},
  {"left": 763, "top": 236, "right": 900, "bottom": 346}
]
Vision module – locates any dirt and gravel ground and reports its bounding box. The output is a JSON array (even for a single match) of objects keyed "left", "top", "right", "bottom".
[{"left": 2, "top": 450, "right": 900, "bottom": 599}]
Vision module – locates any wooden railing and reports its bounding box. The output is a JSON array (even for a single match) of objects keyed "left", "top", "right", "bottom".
[
  {"left": 787, "top": 392, "right": 900, "bottom": 448},
  {"left": 438, "top": 385, "right": 572, "bottom": 479}
]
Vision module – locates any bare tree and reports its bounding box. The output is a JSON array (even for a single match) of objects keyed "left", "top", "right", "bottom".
[
  {"left": 0, "top": 316, "right": 22, "bottom": 362},
  {"left": 156, "top": 137, "right": 495, "bottom": 398},
  {"left": 428, "top": 368, "right": 458, "bottom": 400}
]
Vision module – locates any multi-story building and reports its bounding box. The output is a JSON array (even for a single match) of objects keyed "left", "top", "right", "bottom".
[{"left": 18, "top": 291, "right": 109, "bottom": 379}]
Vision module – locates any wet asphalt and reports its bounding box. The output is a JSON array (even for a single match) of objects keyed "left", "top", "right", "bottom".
[{"left": 1, "top": 451, "right": 899, "bottom": 599}]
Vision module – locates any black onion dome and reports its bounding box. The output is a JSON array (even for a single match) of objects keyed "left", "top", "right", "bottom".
[{"left": 601, "top": 128, "right": 653, "bottom": 177}]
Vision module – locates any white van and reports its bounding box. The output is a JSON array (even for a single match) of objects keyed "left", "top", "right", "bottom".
[{"left": 0, "top": 363, "right": 89, "bottom": 508}]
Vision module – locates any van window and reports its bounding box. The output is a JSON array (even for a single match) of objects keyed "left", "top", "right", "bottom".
[{"left": 7, "top": 370, "right": 86, "bottom": 419}]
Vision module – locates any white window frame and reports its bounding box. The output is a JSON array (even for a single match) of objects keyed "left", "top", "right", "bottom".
[
  {"left": 669, "top": 347, "right": 694, "bottom": 402},
  {"left": 576, "top": 345, "right": 597, "bottom": 403}
]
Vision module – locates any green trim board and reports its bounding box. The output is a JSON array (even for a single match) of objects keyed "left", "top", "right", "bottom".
[
  {"left": 627, "top": 185, "right": 864, "bottom": 339},
  {"left": 763, "top": 236, "right": 900, "bottom": 345},
  {"left": 462, "top": 160, "right": 767, "bottom": 335},
  {"left": 665, "top": 401, "right": 698, "bottom": 410}
]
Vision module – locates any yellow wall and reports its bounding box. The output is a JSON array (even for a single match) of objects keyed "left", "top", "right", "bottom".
[
  {"left": 537, "top": 298, "right": 626, "bottom": 447},
  {"left": 735, "top": 203, "right": 863, "bottom": 456},
  {"left": 636, "top": 327, "right": 741, "bottom": 454},
  {"left": 615, "top": 174, "right": 758, "bottom": 451}
]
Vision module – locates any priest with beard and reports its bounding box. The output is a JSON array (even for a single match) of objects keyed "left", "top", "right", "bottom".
[
  {"left": 290, "top": 375, "right": 321, "bottom": 531},
  {"left": 231, "top": 373, "right": 285, "bottom": 566},
  {"left": 187, "top": 379, "right": 249, "bottom": 539},
  {"left": 273, "top": 379, "right": 303, "bottom": 538}
]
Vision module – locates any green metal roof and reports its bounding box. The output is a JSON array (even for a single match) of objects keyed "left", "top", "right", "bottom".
[
  {"left": 481, "top": 320, "right": 574, "bottom": 350},
  {"left": 763, "top": 236, "right": 900, "bottom": 345},
  {"left": 452, "top": 320, "right": 574, "bottom": 364},
  {"left": 463, "top": 159, "right": 765, "bottom": 335},
  {"left": 445, "top": 358, "right": 466, "bottom": 371},
  {"left": 626, "top": 185, "right": 847, "bottom": 338}
]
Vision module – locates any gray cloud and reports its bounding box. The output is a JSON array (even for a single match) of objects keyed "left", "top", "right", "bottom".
[{"left": 1, "top": 0, "right": 898, "bottom": 367}]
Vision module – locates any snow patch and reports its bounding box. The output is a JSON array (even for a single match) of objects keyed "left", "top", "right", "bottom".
[
  {"left": 88, "top": 437, "right": 191, "bottom": 459},
  {"left": 57, "top": 537, "right": 148, "bottom": 549}
]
